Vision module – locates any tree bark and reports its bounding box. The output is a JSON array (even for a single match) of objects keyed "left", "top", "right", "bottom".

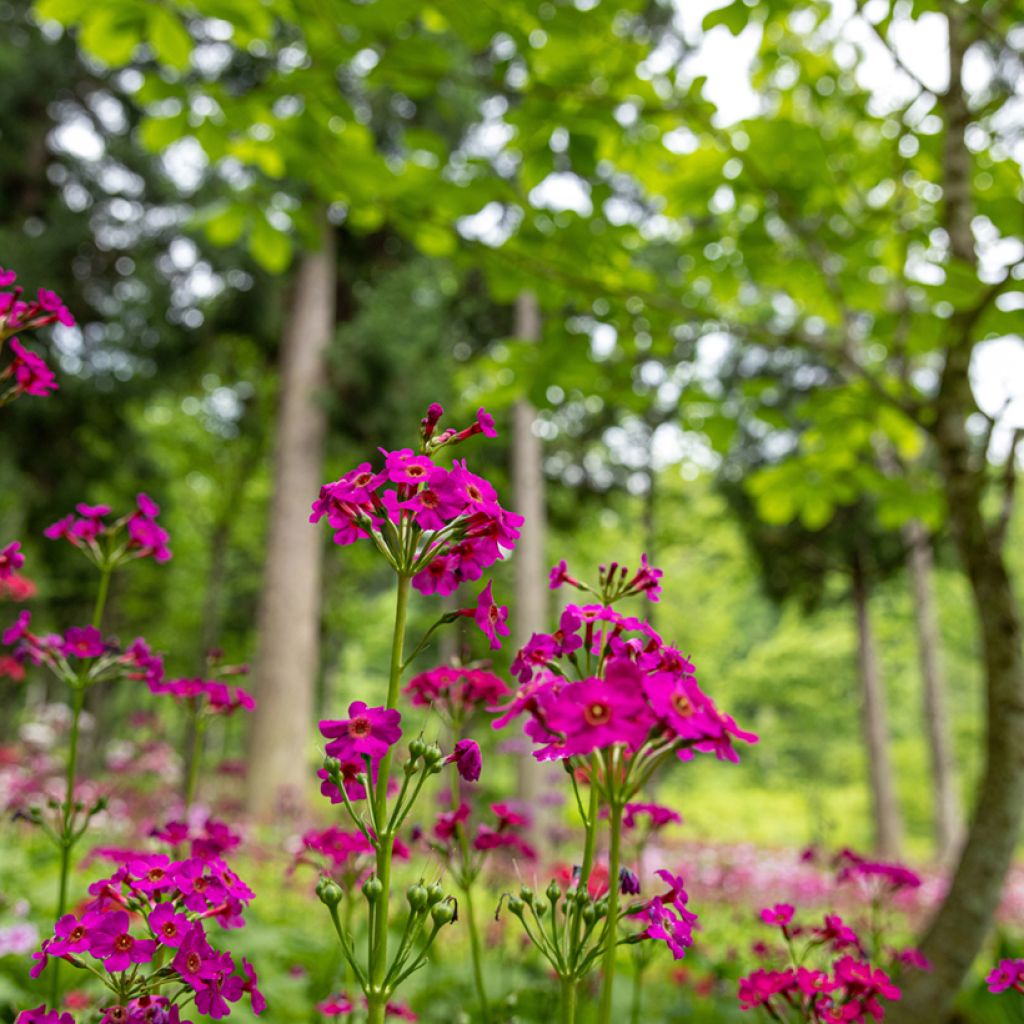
[
  {"left": 245, "top": 216, "right": 336, "bottom": 819},
  {"left": 904, "top": 519, "right": 962, "bottom": 862},
  {"left": 511, "top": 291, "right": 553, "bottom": 843},
  {"left": 850, "top": 550, "right": 904, "bottom": 859},
  {"left": 888, "top": 11, "right": 1024, "bottom": 1020}
]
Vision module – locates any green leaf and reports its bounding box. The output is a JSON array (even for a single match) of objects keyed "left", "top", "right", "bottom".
[
  {"left": 249, "top": 217, "right": 293, "bottom": 274},
  {"left": 702, "top": 1, "right": 749, "bottom": 35},
  {"left": 203, "top": 203, "right": 248, "bottom": 247},
  {"left": 78, "top": 3, "right": 145, "bottom": 66},
  {"left": 138, "top": 113, "right": 188, "bottom": 152},
  {"left": 34, "top": 0, "right": 93, "bottom": 23},
  {"left": 147, "top": 5, "right": 192, "bottom": 71}
]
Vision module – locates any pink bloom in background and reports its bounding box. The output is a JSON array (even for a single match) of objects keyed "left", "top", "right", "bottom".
[
  {"left": 6, "top": 339, "right": 58, "bottom": 397},
  {"left": 0, "top": 541, "right": 24, "bottom": 579},
  {"left": 320, "top": 702, "right": 402, "bottom": 762},
  {"left": 987, "top": 958, "right": 1024, "bottom": 994},
  {"left": 760, "top": 903, "right": 796, "bottom": 928},
  {"left": 404, "top": 665, "right": 508, "bottom": 717},
  {"left": 446, "top": 738, "right": 482, "bottom": 782},
  {"left": 622, "top": 802, "right": 682, "bottom": 830},
  {"left": 62, "top": 626, "right": 105, "bottom": 659},
  {"left": 0, "top": 571, "right": 36, "bottom": 601},
  {"left": 44, "top": 495, "right": 172, "bottom": 564}
]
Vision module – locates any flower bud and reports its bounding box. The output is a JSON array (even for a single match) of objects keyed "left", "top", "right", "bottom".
[
  {"left": 316, "top": 878, "right": 343, "bottom": 909},
  {"left": 533, "top": 899, "right": 548, "bottom": 918},
  {"left": 424, "top": 743, "right": 444, "bottom": 766},
  {"left": 574, "top": 888, "right": 589, "bottom": 908},
  {"left": 409, "top": 738, "right": 426, "bottom": 760},
  {"left": 507, "top": 895, "right": 525, "bottom": 916},
  {"left": 581, "top": 902, "right": 596, "bottom": 924},
  {"left": 431, "top": 900, "right": 456, "bottom": 926},
  {"left": 546, "top": 881, "right": 562, "bottom": 906},
  {"left": 407, "top": 884, "right": 428, "bottom": 911},
  {"left": 519, "top": 885, "right": 534, "bottom": 905},
  {"left": 362, "top": 877, "right": 383, "bottom": 903},
  {"left": 426, "top": 881, "right": 445, "bottom": 906}
]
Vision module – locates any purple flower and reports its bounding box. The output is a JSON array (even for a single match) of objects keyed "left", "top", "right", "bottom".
[
  {"left": 0, "top": 541, "right": 24, "bottom": 580},
  {"left": 320, "top": 702, "right": 402, "bottom": 762},
  {"left": 446, "top": 739, "right": 482, "bottom": 782},
  {"left": 619, "top": 867, "right": 641, "bottom": 895},
  {"left": 242, "top": 958, "right": 267, "bottom": 1014},
  {"left": 89, "top": 910, "right": 158, "bottom": 973},
  {"left": 470, "top": 581, "right": 509, "bottom": 651},
  {"left": 149, "top": 903, "right": 189, "bottom": 948},
  {"left": 62, "top": 626, "right": 105, "bottom": 659},
  {"left": 7, "top": 339, "right": 58, "bottom": 397},
  {"left": 760, "top": 903, "right": 795, "bottom": 928},
  {"left": 194, "top": 950, "right": 245, "bottom": 1018},
  {"left": 16, "top": 1007, "right": 75, "bottom": 1024},
  {"left": 987, "top": 958, "right": 1024, "bottom": 994},
  {"left": 172, "top": 923, "right": 218, "bottom": 989}
]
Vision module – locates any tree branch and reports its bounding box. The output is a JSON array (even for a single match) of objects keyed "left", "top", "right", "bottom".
[{"left": 993, "top": 426, "right": 1023, "bottom": 549}]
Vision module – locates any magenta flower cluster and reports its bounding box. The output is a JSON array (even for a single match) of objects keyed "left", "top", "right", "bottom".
[
  {"left": 27, "top": 852, "right": 263, "bottom": 1023},
  {"left": 404, "top": 665, "right": 509, "bottom": 721},
  {"left": 737, "top": 903, "right": 917, "bottom": 1022},
  {"left": 494, "top": 588, "right": 756, "bottom": 764},
  {"left": 311, "top": 407, "right": 520, "bottom": 601},
  {"left": 0, "top": 267, "right": 73, "bottom": 403},
  {"left": 45, "top": 495, "right": 172, "bottom": 565}
]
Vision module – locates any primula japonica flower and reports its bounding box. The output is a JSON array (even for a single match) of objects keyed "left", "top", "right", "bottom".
[
  {"left": 834, "top": 849, "right": 922, "bottom": 894},
  {"left": 16, "top": 1008, "right": 75, "bottom": 1024},
  {"left": 426, "top": 800, "right": 536, "bottom": 865},
  {"left": 446, "top": 738, "right": 482, "bottom": 782},
  {"left": 469, "top": 581, "right": 509, "bottom": 650},
  {"left": 738, "top": 903, "right": 902, "bottom": 1023},
  {"left": 317, "top": 994, "right": 418, "bottom": 1020},
  {"left": 621, "top": 802, "right": 682, "bottom": 831},
  {"left": 45, "top": 494, "right": 171, "bottom": 565},
  {"left": 320, "top": 702, "right": 402, "bottom": 762},
  {"left": 0, "top": 541, "right": 24, "bottom": 579},
  {"left": 548, "top": 554, "right": 663, "bottom": 603},
  {"left": 1, "top": 614, "right": 166, "bottom": 694},
  {"left": 987, "top": 958, "right": 1024, "bottom": 994},
  {"left": 404, "top": 665, "right": 508, "bottom": 721},
  {"left": 760, "top": 903, "right": 796, "bottom": 928},
  {"left": 311, "top": 406, "right": 521, "bottom": 621},
  {"left": 31, "top": 853, "right": 262, "bottom": 1020},
  {"left": 0, "top": 571, "right": 36, "bottom": 601},
  {"left": 149, "top": 676, "right": 255, "bottom": 716}
]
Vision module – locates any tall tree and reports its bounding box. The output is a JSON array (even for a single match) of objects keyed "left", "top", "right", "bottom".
[{"left": 246, "top": 217, "right": 336, "bottom": 816}]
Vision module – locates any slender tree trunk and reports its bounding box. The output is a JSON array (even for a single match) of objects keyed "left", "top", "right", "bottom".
[
  {"left": 850, "top": 550, "right": 903, "bottom": 858},
  {"left": 904, "top": 519, "right": 961, "bottom": 862},
  {"left": 245, "top": 216, "right": 336, "bottom": 819},
  {"left": 889, "top": 12, "right": 1024, "bottom": 1019},
  {"left": 511, "top": 291, "right": 552, "bottom": 843}
]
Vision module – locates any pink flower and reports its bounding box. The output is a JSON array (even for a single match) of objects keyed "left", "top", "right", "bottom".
[
  {"left": 88, "top": 910, "right": 158, "bottom": 973},
  {"left": 627, "top": 553, "right": 663, "bottom": 602},
  {"left": 242, "top": 958, "right": 266, "bottom": 1014},
  {"left": 149, "top": 903, "right": 189, "bottom": 948},
  {"left": 987, "top": 958, "right": 1024, "bottom": 994},
  {"left": 7, "top": 339, "right": 58, "bottom": 397},
  {"left": 622, "top": 802, "right": 682, "bottom": 830},
  {"left": 434, "top": 803, "right": 471, "bottom": 842},
  {"left": 16, "top": 1008, "right": 75, "bottom": 1024},
  {"left": 760, "top": 903, "right": 795, "bottom": 928},
  {"left": 383, "top": 449, "right": 436, "bottom": 486},
  {"left": 470, "top": 581, "right": 510, "bottom": 651},
  {"left": 320, "top": 702, "right": 402, "bottom": 762},
  {"left": 62, "top": 626, "right": 105, "bottom": 659},
  {"left": 317, "top": 994, "right": 354, "bottom": 1017},
  {"left": 48, "top": 913, "right": 100, "bottom": 956},
  {"left": 446, "top": 738, "right": 482, "bottom": 782},
  {"left": 0, "top": 541, "right": 24, "bottom": 579},
  {"left": 737, "top": 968, "right": 797, "bottom": 1010}
]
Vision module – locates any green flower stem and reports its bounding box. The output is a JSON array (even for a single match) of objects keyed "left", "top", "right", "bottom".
[
  {"left": 461, "top": 880, "right": 491, "bottom": 1024},
  {"left": 366, "top": 573, "right": 411, "bottom": 1024},
  {"left": 183, "top": 710, "right": 206, "bottom": 812},
  {"left": 50, "top": 562, "right": 113, "bottom": 1006},
  {"left": 560, "top": 974, "right": 578, "bottom": 1024},
  {"left": 597, "top": 799, "right": 624, "bottom": 1024},
  {"left": 630, "top": 958, "right": 646, "bottom": 1024}
]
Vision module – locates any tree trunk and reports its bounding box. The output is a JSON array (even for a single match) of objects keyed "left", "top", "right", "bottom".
[
  {"left": 850, "top": 550, "right": 904, "bottom": 858},
  {"left": 904, "top": 519, "right": 962, "bottom": 862},
  {"left": 889, "top": 12, "right": 1024, "bottom": 1019},
  {"left": 511, "top": 291, "right": 553, "bottom": 843},
  {"left": 245, "top": 216, "right": 336, "bottom": 819}
]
